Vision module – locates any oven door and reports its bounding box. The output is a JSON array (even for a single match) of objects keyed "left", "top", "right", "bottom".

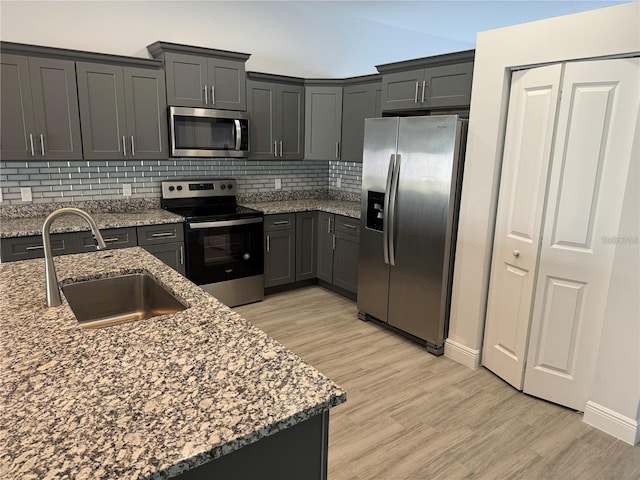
[{"left": 185, "top": 217, "right": 263, "bottom": 285}]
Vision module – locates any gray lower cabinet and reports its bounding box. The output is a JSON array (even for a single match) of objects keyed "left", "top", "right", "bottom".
[
  {"left": 0, "top": 233, "right": 77, "bottom": 262},
  {"left": 304, "top": 86, "right": 343, "bottom": 160},
  {"left": 264, "top": 214, "right": 296, "bottom": 287},
  {"left": 0, "top": 54, "right": 82, "bottom": 161},
  {"left": 380, "top": 60, "right": 474, "bottom": 112},
  {"left": 247, "top": 75, "right": 305, "bottom": 160},
  {"left": 295, "top": 212, "right": 317, "bottom": 281},
  {"left": 137, "top": 224, "right": 185, "bottom": 275},
  {"left": 316, "top": 213, "right": 359, "bottom": 294},
  {"left": 76, "top": 62, "right": 168, "bottom": 160},
  {"left": 76, "top": 227, "right": 137, "bottom": 252},
  {"left": 341, "top": 80, "right": 381, "bottom": 163}
]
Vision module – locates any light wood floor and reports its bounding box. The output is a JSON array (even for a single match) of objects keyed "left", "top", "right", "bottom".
[{"left": 235, "top": 286, "right": 640, "bottom": 480}]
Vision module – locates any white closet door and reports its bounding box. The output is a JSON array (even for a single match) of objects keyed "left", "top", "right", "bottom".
[
  {"left": 482, "top": 64, "right": 563, "bottom": 389},
  {"left": 523, "top": 58, "right": 640, "bottom": 411}
]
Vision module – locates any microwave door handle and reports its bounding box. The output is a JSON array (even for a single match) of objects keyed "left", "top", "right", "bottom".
[{"left": 234, "top": 119, "right": 242, "bottom": 150}]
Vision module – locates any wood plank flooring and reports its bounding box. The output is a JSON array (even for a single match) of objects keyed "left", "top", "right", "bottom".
[{"left": 235, "top": 286, "right": 640, "bottom": 480}]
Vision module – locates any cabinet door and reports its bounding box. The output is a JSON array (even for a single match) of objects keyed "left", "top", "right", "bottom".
[
  {"left": 333, "top": 230, "right": 359, "bottom": 294},
  {"left": 424, "top": 62, "right": 473, "bottom": 109},
  {"left": 295, "top": 212, "right": 317, "bottom": 281},
  {"left": 137, "top": 223, "right": 184, "bottom": 246},
  {"left": 164, "top": 52, "right": 207, "bottom": 107},
  {"left": 247, "top": 80, "right": 277, "bottom": 159},
  {"left": 75, "top": 227, "right": 137, "bottom": 252},
  {"left": 341, "top": 83, "right": 379, "bottom": 162},
  {"left": 380, "top": 69, "right": 424, "bottom": 112},
  {"left": 0, "top": 54, "right": 36, "bottom": 160},
  {"left": 316, "top": 212, "right": 334, "bottom": 283},
  {"left": 207, "top": 58, "right": 247, "bottom": 111},
  {"left": 76, "top": 62, "right": 127, "bottom": 160},
  {"left": 278, "top": 84, "right": 305, "bottom": 160},
  {"left": 0, "top": 233, "right": 77, "bottom": 262},
  {"left": 264, "top": 228, "right": 296, "bottom": 287},
  {"left": 123, "top": 67, "right": 168, "bottom": 159},
  {"left": 304, "top": 86, "right": 343, "bottom": 160},
  {"left": 142, "top": 242, "right": 186, "bottom": 275}
]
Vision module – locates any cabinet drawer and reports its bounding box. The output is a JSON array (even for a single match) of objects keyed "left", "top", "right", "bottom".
[
  {"left": 0, "top": 233, "right": 77, "bottom": 262},
  {"left": 137, "top": 223, "right": 184, "bottom": 245},
  {"left": 334, "top": 216, "right": 360, "bottom": 238},
  {"left": 264, "top": 213, "right": 296, "bottom": 231},
  {"left": 76, "top": 227, "right": 137, "bottom": 252}
]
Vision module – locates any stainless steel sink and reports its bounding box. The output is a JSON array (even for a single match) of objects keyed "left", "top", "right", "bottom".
[{"left": 62, "top": 273, "right": 186, "bottom": 329}]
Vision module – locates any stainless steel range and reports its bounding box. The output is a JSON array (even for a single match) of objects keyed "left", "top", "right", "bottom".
[{"left": 161, "top": 178, "right": 264, "bottom": 307}]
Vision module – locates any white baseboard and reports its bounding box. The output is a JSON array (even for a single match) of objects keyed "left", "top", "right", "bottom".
[
  {"left": 583, "top": 401, "right": 639, "bottom": 445},
  {"left": 444, "top": 339, "right": 481, "bottom": 369}
]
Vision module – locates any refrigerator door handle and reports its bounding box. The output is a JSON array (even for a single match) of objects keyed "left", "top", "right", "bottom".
[
  {"left": 382, "top": 154, "right": 395, "bottom": 265},
  {"left": 388, "top": 153, "right": 401, "bottom": 266}
]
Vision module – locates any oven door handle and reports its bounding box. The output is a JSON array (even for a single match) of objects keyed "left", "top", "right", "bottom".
[{"left": 188, "top": 217, "right": 263, "bottom": 229}]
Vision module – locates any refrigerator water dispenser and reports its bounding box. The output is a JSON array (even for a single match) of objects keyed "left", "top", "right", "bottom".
[{"left": 366, "top": 191, "right": 385, "bottom": 231}]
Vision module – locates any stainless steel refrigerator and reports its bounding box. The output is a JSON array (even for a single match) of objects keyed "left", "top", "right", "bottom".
[{"left": 357, "top": 115, "right": 467, "bottom": 355}]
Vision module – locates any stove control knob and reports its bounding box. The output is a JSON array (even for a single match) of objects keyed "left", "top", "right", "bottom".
[
  {"left": 177, "top": 185, "right": 183, "bottom": 191},
  {"left": 168, "top": 186, "right": 175, "bottom": 191},
  {"left": 227, "top": 183, "right": 233, "bottom": 190},
  {"left": 221, "top": 184, "right": 226, "bottom": 190}
]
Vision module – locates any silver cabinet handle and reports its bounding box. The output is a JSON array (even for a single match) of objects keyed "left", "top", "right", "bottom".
[
  {"left": 102, "top": 237, "right": 120, "bottom": 243},
  {"left": 343, "top": 223, "right": 357, "bottom": 230},
  {"left": 274, "top": 140, "right": 278, "bottom": 157},
  {"left": 204, "top": 85, "right": 208, "bottom": 105},
  {"left": 266, "top": 235, "right": 270, "bottom": 253},
  {"left": 179, "top": 245, "right": 184, "bottom": 265},
  {"left": 421, "top": 80, "right": 426, "bottom": 103},
  {"left": 211, "top": 85, "right": 215, "bottom": 105},
  {"left": 414, "top": 81, "right": 419, "bottom": 103},
  {"left": 40, "top": 133, "right": 45, "bottom": 156},
  {"left": 122, "top": 136, "right": 127, "bottom": 156},
  {"left": 513, "top": 250, "right": 520, "bottom": 258},
  {"left": 131, "top": 136, "right": 135, "bottom": 156},
  {"left": 327, "top": 217, "right": 332, "bottom": 234},
  {"left": 29, "top": 134, "right": 35, "bottom": 156},
  {"left": 279, "top": 140, "right": 283, "bottom": 157},
  {"left": 335, "top": 141, "right": 340, "bottom": 159},
  {"left": 332, "top": 233, "right": 336, "bottom": 250},
  {"left": 272, "top": 220, "right": 289, "bottom": 226},
  {"left": 151, "top": 232, "right": 174, "bottom": 238},
  {"left": 26, "top": 245, "right": 45, "bottom": 251}
]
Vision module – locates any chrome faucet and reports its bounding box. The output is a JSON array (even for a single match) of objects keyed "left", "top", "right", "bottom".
[{"left": 42, "top": 207, "right": 107, "bottom": 307}]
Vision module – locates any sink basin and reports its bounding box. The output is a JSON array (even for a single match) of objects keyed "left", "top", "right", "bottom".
[{"left": 62, "top": 273, "right": 187, "bottom": 329}]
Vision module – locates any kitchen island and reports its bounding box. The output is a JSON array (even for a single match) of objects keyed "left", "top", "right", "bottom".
[{"left": 0, "top": 247, "right": 346, "bottom": 479}]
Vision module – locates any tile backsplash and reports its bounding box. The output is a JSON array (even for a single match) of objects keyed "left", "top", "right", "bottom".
[{"left": 0, "top": 158, "right": 362, "bottom": 206}]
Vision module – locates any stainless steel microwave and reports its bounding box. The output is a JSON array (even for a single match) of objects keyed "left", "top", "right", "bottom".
[{"left": 169, "top": 106, "right": 250, "bottom": 158}]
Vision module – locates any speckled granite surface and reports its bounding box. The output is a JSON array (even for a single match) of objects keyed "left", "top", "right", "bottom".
[
  {"left": 0, "top": 198, "right": 161, "bottom": 219},
  {"left": 242, "top": 199, "right": 361, "bottom": 219},
  {"left": 0, "top": 210, "right": 184, "bottom": 239},
  {"left": 0, "top": 248, "right": 346, "bottom": 479}
]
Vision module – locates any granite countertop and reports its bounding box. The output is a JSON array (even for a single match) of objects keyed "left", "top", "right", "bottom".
[
  {"left": 0, "top": 248, "right": 346, "bottom": 479},
  {"left": 0, "top": 209, "right": 184, "bottom": 239},
  {"left": 241, "top": 199, "right": 361, "bottom": 219}
]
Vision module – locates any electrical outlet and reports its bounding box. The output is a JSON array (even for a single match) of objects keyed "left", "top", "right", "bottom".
[
  {"left": 122, "top": 184, "right": 132, "bottom": 197},
  {"left": 336, "top": 177, "right": 342, "bottom": 188},
  {"left": 274, "top": 178, "right": 281, "bottom": 190},
  {"left": 20, "top": 187, "right": 32, "bottom": 202}
]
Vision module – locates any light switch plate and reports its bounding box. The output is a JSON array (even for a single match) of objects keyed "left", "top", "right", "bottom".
[
  {"left": 275, "top": 178, "right": 281, "bottom": 190},
  {"left": 122, "top": 184, "right": 132, "bottom": 197},
  {"left": 20, "top": 187, "right": 32, "bottom": 202}
]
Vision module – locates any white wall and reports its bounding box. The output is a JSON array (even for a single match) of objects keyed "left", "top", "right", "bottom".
[
  {"left": 0, "top": 1, "right": 628, "bottom": 78},
  {"left": 445, "top": 2, "right": 640, "bottom": 443}
]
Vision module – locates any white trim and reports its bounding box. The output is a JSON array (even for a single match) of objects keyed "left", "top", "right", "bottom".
[
  {"left": 444, "top": 339, "right": 480, "bottom": 369},
  {"left": 583, "top": 401, "right": 639, "bottom": 446}
]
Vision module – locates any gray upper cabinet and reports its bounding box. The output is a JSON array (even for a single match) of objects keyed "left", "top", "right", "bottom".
[
  {"left": 378, "top": 50, "right": 475, "bottom": 112},
  {"left": 247, "top": 74, "right": 304, "bottom": 160},
  {"left": 76, "top": 62, "right": 167, "bottom": 160},
  {"left": 341, "top": 77, "right": 381, "bottom": 163},
  {"left": 304, "top": 85, "right": 343, "bottom": 160},
  {"left": 147, "top": 43, "right": 250, "bottom": 111},
  {"left": 1, "top": 54, "right": 82, "bottom": 161}
]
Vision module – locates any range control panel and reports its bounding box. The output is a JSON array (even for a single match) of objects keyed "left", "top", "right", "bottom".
[{"left": 161, "top": 178, "right": 237, "bottom": 199}]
